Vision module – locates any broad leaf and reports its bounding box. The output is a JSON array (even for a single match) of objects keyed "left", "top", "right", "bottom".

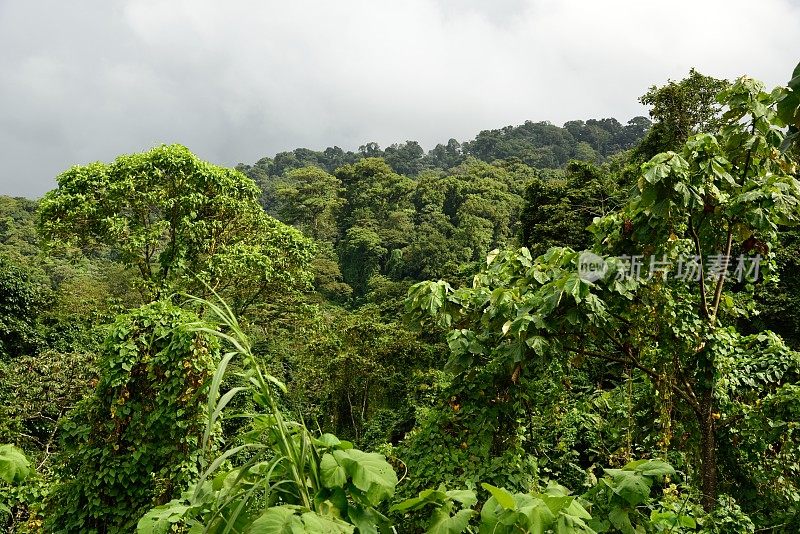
[
  {"left": 247, "top": 506, "right": 303, "bottom": 534},
  {"left": 0, "top": 444, "right": 30, "bottom": 484},
  {"left": 320, "top": 453, "right": 346, "bottom": 488},
  {"left": 331, "top": 449, "right": 397, "bottom": 505},
  {"left": 428, "top": 508, "right": 475, "bottom": 534},
  {"left": 481, "top": 483, "right": 516, "bottom": 509}
]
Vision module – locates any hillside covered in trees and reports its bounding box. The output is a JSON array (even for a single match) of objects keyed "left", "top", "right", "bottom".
[{"left": 1, "top": 63, "right": 800, "bottom": 534}]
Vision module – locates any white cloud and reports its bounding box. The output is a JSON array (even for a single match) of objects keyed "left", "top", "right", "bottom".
[{"left": 1, "top": 0, "right": 799, "bottom": 197}]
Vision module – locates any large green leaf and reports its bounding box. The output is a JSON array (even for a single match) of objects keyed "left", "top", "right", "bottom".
[
  {"left": 300, "top": 512, "right": 354, "bottom": 533},
  {"left": 481, "top": 483, "right": 516, "bottom": 509},
  {"left": 330, "top": 449, "right": 397, "bottom": 505},
  {"left": 608, "top": 507, "right": 635, "bottom": 534},
  {"left": 605, "top": 471, "right": 653, "bottom": 506},
  {"left": 247, "top": 507, "right": 303, "bottom": 534},
  {"left": 247, "top": 507, "right": 355, "bottom": 534},
  {"left": 428, "top": 508, "right": 474, "bottom": 534},
  {"left": 0, "top": 444, "right": 31, "bottom": 484},
  {"left": 347, "top": 505, "right": 391, "bottom": 534},
  {"left": 626, "top": 459, "right": 675, "bottom": 477},
  {"left": 519, "top": 501, "right": 556, "bottom": 534},
  {"left": 320, "top": 453, "right": 346, "bottom": 488},
  {"left": 390, "top": 487, "right": 450, "bottom": 512},
  {"left": 446, "top": 489, "right": 478, "bottom": 508}
]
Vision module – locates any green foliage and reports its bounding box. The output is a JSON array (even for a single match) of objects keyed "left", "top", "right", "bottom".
[
  {"left": 635, "top": 70, "right": 730, "bottom": 161},
  {"left": 2, "top": 63, "right": 797, "bottom": 532},
  {"left": 340, "top": 226, "right": 387, "bottom": 297},
  {"left": 465, "top": 118, "right": 648, "bottom": 168},
  {"left": 243, "top": 116, "right": 646, "bottom": 300},
  {"left": 0, "top": 255, "right": 49, "bottom": 359},
  {"left": 1, "top": 472, "right": 49, "bottom": 532},
  {"left": 396, "top": 376, "right": 539, "bottom": 503},
  {"left": 0, "top": 445, "right": 30, "bottom": 485},
  {"left": 697, "top": 495, "right": 754, "bottom": 533},
  {"left": 137, "top": 295, "right": 398, "bottom": 533},
  {"left": 38, "top": 144, "right": 314, "bottom": 307},
  {"left": 521, "top": 162, "right": 627, "bottom": 256},
  {"left": 274, "top": 166, "right": 344, "bottom": 242},
  {"left": 309, "top": 242, "right": 353, "bottom": 302},
  {"left": 262, "top": 156, "right": 536, "bottom": 298},
  {"left": 0, "top": 195, "right": 141, "bottom": 321},
  {"left": 405, "top": 73, "right": 800, "bottom": 518},
  {"left": 0, "top": 350, "right": 98, "bottom": 463},
  {"left": 479, "top": 482, "right": 595, "bottom": 534},
  {"left": 283, "top": 305, "right": 438, "bottom": 447},
  {"left": 45, "top": 301, "right": 219, "bottom": 533},
  {"left": 748, "top": 228, "right": 800, "bottom": 347},
  {"left": 0, "top": 197, "right": 41, "bottom": 261},
  {"left": 383, "top": 140, "right": 426, "bottom": 176},
  {"left": 238, "top": 116, "right": 649, "bottom": 190},
  {"left": 392, "top": 459, "right": 692, "bottom": 534},
  {"left": 584, "top": 460, "right": 693, "bottom": 534}
]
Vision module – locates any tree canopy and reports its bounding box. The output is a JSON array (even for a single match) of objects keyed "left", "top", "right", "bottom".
[{"left": 38, "top": 144, "right": 314, "bottom": 310}]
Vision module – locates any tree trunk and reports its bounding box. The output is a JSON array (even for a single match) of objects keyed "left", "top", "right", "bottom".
[{"left": 698, "top": 392, "right": 718, "bottom": 511}]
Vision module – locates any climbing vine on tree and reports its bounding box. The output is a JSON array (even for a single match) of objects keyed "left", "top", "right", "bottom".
[{"left": 45, "top": 301, "right": 219, "bottom": 533}]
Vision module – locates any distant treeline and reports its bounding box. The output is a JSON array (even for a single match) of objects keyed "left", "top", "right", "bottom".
[{"left": 237, "top": 116, "right": 651, "bottom": 179}]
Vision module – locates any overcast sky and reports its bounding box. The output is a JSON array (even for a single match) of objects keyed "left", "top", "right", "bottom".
[{"left": 1, "top": 0, "right": 799, "bottom": 198}]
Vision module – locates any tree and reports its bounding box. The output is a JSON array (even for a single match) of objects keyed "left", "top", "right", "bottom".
[
  {"left": 45, "top": 301, "right": 220, "bottom": 532},
  {"left": 38, "top": 145, "right": 314, "bottom": 309},
  {"left": 336, "top": 157, "right": 415, "bottom": 226},
  {"left": 521, "top": 162, "right": 626, "bottom": 256},
  {"left": 383, "top": 140, "right": 426, "bottom": 175},
  {"left": 339, "top": 226, "right": 386, "bottom": 298},
  {"left": 358, "top": 142, "right": 383, "bottom": 158},
  {"left": 309, "top": 242, "right": 353, "bottom": 302},
  {"left": 274, "top": 166, "right": 344, "bottom": 242},
  {"left": 0, "top": 256, "right": 48, "bottom": 359},
  {"left": 0, "top": 196, "right": 40, "bottom": 260},
  {"left": 573, "top": 141, "right": 598, "bottom": 162},
  {"left": 407, "top": 75, "right": 800, "bottom": 512},
  {"left": 635, "top": 69, "right": 730, "bottom": 160},
  {"left": 425, "top": 138, "right": 464, "bottom": 170}
]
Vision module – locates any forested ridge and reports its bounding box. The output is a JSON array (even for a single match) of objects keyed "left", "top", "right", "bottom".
[{"left": 1, "top": 64, "right": 799, "bottom": 533}]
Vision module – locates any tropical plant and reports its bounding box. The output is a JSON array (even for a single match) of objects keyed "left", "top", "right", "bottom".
[
  {"left": 405, "top": 74, "right": 800, "bottom": 514},
  {"left": 392, "top": 459, "right": 694, "bottom": 534},
  {"left": 0, "top": 444, "right": 34, "bottom": 528},
  {"left": 137, "top": 294, "right": 399, "bottom": 533},
  {"left": 0, "top": 445, "right": 30, "bottom": 487}
]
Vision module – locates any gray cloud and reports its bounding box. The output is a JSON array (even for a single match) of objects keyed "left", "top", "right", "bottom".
[{"left": 1, "top": 0, "right": 799, "bottom": 197}]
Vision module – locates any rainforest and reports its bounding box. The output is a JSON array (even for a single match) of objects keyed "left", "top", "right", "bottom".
[{"left": 1, "top": 57, "right": 800, "bottom": 533}]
